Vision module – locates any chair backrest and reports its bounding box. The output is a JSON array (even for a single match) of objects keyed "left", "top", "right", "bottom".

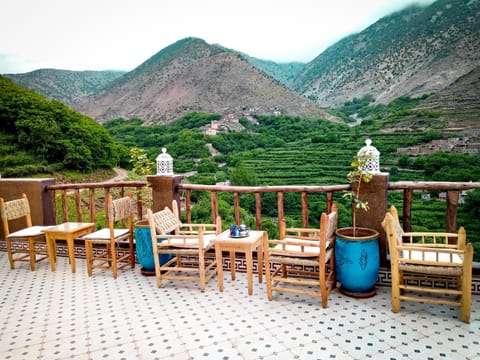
[
  {"left": 382, "top": 206, "right": 405, "bottom": 245},
  {"left": 278, "top": 204, "right": 338, "bottom": 255},
  {"left": 107, "top": 192, "right": 133, "bottom": 229},
  {"left": 322, "top": 204, "right": 338, "bottom": 241},
  {"left": 0, "top": 193, "right": 32, "bottom": 236},
  {"left": 383, "top": 205, "right": 465, "bottom": 249},
  {"left": 152, "top": 207, "right": 182, "bottom": 235}
]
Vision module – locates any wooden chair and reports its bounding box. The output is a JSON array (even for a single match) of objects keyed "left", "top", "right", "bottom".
[
  {"left": 264, "top": 204, "right": 338, "bottom": 308},
  {"left": 146, "top": 200, "right": 221, "bottom": 292},
  {"left": 81, "top": 193, "right": 135, "bottom": 279},
  {"left": 0, "top": 193, "right": 50, "bottom": 270},
  {"left": 382, "top": 205, "right": 473, "bottom": 323}
]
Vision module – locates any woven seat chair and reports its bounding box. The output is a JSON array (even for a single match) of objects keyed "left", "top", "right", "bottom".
[
  {"left": 382, "top": 205, "right": 473, "bottom": 323},
  {"left": 80, "top": 193, "right": 135, "bottom": 279},
  {"left": 146, "top": 200, "right": 221, "bottom": 292},
  {"left": 264, "top": 204, "right": 338, "bottom": 308},
  {"left": 0, "top": 193, "right": 51, "bottom": 270}
]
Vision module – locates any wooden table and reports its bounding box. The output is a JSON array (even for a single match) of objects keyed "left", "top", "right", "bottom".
[
  {"left": 212, "top": 230, "right": 266, "bottom": 295},
  {"left": 43, "top": 222, "right": 96, "bottom": 273}
]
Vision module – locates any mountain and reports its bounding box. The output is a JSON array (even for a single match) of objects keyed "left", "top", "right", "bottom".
[
  {"left": 215, "top": 45, "right": 306, "bottom": 89},
  {"left": 3, "top": 0, "right": 479, "bottom": 123},
  {"left": 414, "top": 65, "right": 480, "bottom": 128},
  {"left": 75, "top": 38, "right": 332, "bottom": 125},
  {"left": 4, "top": 69, "right": 125, "bottom": 108},
  {"left": 294, "top": 0, "right": 480, "bottom": 107}
]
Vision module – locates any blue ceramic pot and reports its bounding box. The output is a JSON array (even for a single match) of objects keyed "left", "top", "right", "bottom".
[
  {"left": 335, "top": 227, "right": 380, "bottom": 297},
  {"left": 135, "top": 220, "right": 172, "bottom": 273}
]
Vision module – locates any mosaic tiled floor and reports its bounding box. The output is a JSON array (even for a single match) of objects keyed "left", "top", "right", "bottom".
[{"left": 1, "top": 252, "right": 479, "bottom": 360}]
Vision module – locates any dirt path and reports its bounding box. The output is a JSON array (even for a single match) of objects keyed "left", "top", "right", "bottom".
[{"left": 107, "top": 168, "right": 128, "bottom": 182}]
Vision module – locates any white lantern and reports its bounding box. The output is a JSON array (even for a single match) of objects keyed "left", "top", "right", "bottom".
[
  {"left": 156, "top": 148, "right": 174, "bottom": 176},
  {"left": 357, "top": 139, "right": 380, "bottom": 173}
]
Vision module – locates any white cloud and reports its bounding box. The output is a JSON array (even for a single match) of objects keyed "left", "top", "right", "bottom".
[{"left": 0, "top": 0, "right": 436, "bottom": 73}]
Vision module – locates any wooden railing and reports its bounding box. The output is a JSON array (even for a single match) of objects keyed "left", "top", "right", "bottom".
[
  {"left": 178, "top": 181, "right": 480, "bottom": 233},
  {"left": 47, "top": 180, "right": 480, "bottom": 234},
  {"left": 47, "top": 181, "right": 147, "bottom": 226},
  {"left": 178, "top": 183, "right": 349, "bottom": 230}
]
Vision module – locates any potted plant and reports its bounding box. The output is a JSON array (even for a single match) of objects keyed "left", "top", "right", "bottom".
[
  {"left": 335, "top": 139, "right": 380, "bottom": 297},
  {"left": 130, "top": 147, "right": 172, "bottom": 275}
]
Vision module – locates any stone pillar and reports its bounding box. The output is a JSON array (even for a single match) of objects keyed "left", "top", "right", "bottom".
[
  {"left": 352, "top": 173, "right": 389, "bottom": 266},
  {"left": 147, "top": 175, "right": 184, "bottom": 212},
  {"left": 0, "top": 178, "right": 56, "bottom": 235}
]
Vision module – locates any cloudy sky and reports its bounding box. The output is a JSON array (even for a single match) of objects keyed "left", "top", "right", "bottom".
[{"left": 0, "top": 0, "right": 436, "bottom": 74}]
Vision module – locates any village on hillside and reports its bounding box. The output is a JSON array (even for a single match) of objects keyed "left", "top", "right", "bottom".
[{"left": 397, "top": 128, "right": 480, "bottom": 156}]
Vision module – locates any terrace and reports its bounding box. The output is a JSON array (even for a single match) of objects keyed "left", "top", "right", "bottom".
[{"left": 1, "top": 172, "right": 480, "bottom": 359}]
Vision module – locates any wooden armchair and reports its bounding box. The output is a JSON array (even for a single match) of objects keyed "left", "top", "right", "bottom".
[
  {"left": 0, "top": 193, "right": 50, "bottom": 270},
  {"left": 146, "top": 200, "right": 221, "bottom": 292},
  {"left": 264, "top": 204, "right": 338, "bottom": 308},
  {"left": 81, "top": 193, "right": 135, "bottom": 279},
  {"left": 382, "top": 205, "right": 473, "bottom": 323}
]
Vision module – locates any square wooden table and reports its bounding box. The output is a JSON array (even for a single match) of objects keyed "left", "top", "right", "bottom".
[
  {"left": 212, "top": 229, "right": 266, "bottom": 295},
  {"left": 43, "top": 222, "right": 96, "bottom": 273}
]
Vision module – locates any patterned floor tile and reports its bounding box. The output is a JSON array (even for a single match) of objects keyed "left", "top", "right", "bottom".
[{"left": 0, "top": 251, "right": 479, "bottom": 360}]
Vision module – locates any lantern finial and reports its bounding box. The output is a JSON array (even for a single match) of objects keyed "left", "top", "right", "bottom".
[
  {"left": 156, "top": 148, "right": 174, "bottom": 176},
  {"left": 357, "top": 139, "right": 380, "bottom": 173}
]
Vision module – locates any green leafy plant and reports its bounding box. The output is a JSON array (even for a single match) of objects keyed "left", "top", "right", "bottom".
[
  {"left": 129, "top": 147, "right": 155, "bottom": 214},
  {"left": 342, "top": 145, "right": 375, "bottom": 233}
]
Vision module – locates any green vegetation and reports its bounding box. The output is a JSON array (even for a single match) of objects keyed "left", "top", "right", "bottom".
[
  {"left": 0, "top": 76, "right": 120, "bottom": 176},
  {"left": 1, "top": 82, "right": 479, "bottom": 259}
]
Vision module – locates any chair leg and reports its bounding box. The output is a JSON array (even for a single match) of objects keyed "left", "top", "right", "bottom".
[
  {"left": 28, "top": 237, "right": 36, "bottom": 271},
  {"left": 264, "top": 254, "right": 273, "bottom": 301},
  {"left": 391, "top": 268, "right": 401, "bottom": 313},
  {"left": 460, "top": 245, "right": 473, "bottom": 323},
  {"left": 6, "top": 238, "right": 15, "bottom": 269},
  {"left": 320, "top": 266, "right": 327, "bottom": 308},
  {"left": 155, "top": 262, "right": 163, "bottom": 288},
  {"left": 85, "top": 241, "right": 93, "bottom": 277},
  {"left": 111, "top": 244, "right": 118, "bottom": 280},
  {"left": 129, "top": 237, "right": 135, "bottom": 268},
  {"left": 281, "top": 264, "right": 287, "bottom": 278},
  {"left": 199, "top": 251, "right": 206, "bottom": 292}
]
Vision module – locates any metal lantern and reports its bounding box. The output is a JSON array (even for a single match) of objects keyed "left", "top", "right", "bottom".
[
  {"left": 156, "top": 147, "right": 174, "bottom": 176},
  {"left": 357, "top": 139, "right": 380, "bottom": 173}
]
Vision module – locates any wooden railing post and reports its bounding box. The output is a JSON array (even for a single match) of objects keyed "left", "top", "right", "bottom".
[
  {"left": 277, "top": 192, "right": 284, "bottom": 225},
  {"left": 301, "top": 191, "right": 308, "bottom": 228},
  {"left": 446, "top": 190, "right": 459, "bottom": 234},
  {"left": 255, "top": 193, "right": 262, "bottom": 230},
  {"left": 403, "top": 189, "right": 413, "bottom": 232}
]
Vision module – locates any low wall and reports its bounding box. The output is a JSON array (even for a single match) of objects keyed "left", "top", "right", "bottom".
[{"left": 0, "top": 178, "right": 56, "bottom": 234}]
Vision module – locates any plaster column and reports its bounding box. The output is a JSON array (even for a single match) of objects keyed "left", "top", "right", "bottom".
[
  {"left": 147, "top": 175, "right": 184, "bottom": 212},
  {"left": 352, "top": 172, "right": 389, "bottom": 266}
]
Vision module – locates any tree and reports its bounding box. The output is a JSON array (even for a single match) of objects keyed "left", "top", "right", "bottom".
[{"left": 229, "top": 164, "right": 258, "bottom": 186}]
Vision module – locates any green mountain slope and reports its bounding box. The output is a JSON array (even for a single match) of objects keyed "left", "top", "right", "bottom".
[
  {"left": 0, "top": 75, "right": 121, "bottom": 176},
  {"left": 4, "top": 69, "right": 125, "bottom": 108}
]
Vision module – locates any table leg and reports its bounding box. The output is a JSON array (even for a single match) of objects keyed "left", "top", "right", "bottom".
[
  {"left": 66, "top": 235, "right": 76, "bottom": 273},
  {"left": 229, "top": 251, "right": 236, "bottom": 280},
  {"left": 246, "top": 249, "right": 253, "bottom": 295},
  {"left": 215, "top": 247, "right": 224, "bottom": 292},
  {"left": 257, "top": 236, "right": 264, "bottom": 284},
  {"left": 46, "top": 235, "right": 56, "bottom": 271}
]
